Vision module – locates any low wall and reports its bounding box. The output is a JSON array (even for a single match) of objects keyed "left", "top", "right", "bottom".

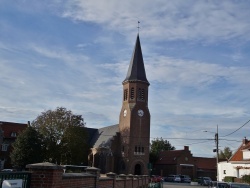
[{"left": 26, "top": 162, "right": 149, "bottom": 188}]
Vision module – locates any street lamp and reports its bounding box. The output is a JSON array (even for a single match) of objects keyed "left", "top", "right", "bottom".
[{"left": 204, "top": 125, "right": 219, "bottom": 182}]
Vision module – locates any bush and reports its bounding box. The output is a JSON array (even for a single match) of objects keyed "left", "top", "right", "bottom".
[
  {"left": 242, "top": 175, "right": 250, "bottom": 184},
  {"left": 224, "top": 176, "right": 236, "bottom": 182}
]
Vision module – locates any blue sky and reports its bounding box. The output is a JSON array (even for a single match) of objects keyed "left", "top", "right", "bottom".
[{"left": 1, "top": 0, "right": 250, "bottom": 157}]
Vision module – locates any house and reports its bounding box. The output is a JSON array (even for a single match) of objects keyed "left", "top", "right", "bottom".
[
  {"left": 0, "top": 121, "right": 28, "bottom": 169},
  {"left": 218, "top": 137, "right": 250, "bottom": 181},
  {"left": 153, "top": 146, "right": 217, "bottom": 180}
]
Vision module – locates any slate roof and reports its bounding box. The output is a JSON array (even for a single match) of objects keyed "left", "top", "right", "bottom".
[
  {"left": 123, "top": 34, "right": 149, "bottom": 85},
  {"left": 85, "top": 127, "right": 98, "bottom": 144},
  {"left": 89, "top": 124, "right": 119, "bottom": 148}
]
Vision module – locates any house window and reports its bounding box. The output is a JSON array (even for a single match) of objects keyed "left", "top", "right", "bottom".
[
  {"left": 2, "top": 144, "right": 8, "bottom": 151},
  {"left": 11, "top": 132, "right": 17, "bottom": 137},
  {"left": 130, "top": 87, "right": 134, "bottom": 99},
  {"left": 224, "top": 170, "right": 226, "bottom": 174}
]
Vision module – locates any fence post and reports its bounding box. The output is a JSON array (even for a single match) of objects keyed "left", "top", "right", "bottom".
[
  {"left": 107, "top": 172, "right": 117, "bottom": 188},
  {"left": 26, "top": 162, "right": 64, "bottom": 188}
]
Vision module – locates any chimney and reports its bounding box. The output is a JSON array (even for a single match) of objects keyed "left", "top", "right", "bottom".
[
  {"left": 243, "top": 137, "right": 248, "bottom": 146},
  {"left": 184, "top": 146, "right": 189, "bottom": 151}
]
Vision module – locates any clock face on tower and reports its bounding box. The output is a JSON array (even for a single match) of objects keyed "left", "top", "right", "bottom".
[
  {"left": 123, "top": 109, "right": 127, "bottom": 117},
  {"left": 138, "top": 109, "right": 144, "bottom": 117}
]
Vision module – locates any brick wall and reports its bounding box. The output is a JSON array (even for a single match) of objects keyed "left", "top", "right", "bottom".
[{"left": 26, "top": 162, "right": 149, "bottom": 188}]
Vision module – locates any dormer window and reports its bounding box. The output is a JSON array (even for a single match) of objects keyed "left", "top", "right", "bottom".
[
  {"left": 242, "top": 149, "right": 250, "bottom": 160},
  {"left": 11, "top": 132, "right": 17, "bottom": 137}
]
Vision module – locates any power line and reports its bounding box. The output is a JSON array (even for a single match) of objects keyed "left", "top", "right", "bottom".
[
  {"left": 185, "top": 140, "right": 213, "bottom": 146},
  {"left": 221, "top": 119, "right": 250, "bottom": 137}
]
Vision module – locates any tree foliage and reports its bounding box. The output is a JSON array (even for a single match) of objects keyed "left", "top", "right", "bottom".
[
  {"left": 218, "top": 146, "right": 233, "bottom": 160},
  {"left": 61, "top": 126, "right": 89, "bottom": 165},
  {"left": 149, "top": 137, "right": 175, "bottom": 164},
  {"left": 31, "top": 107, "right": 88, "bottom": 164},
  {"left": 10, "top": 126, "right": 44, "bottom": 169}
]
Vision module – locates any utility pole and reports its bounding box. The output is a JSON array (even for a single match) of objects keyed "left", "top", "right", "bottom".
[
  {"left": 204, "top": 126, "right": 219, "bottom": 182},
  {"left": 215, "top": 125, "right": 219, "bottom": 182}
]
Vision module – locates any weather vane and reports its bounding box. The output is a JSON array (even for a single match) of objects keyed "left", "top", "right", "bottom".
[{"left": 137, "top": 21, "right": 140, "bottom": 33}]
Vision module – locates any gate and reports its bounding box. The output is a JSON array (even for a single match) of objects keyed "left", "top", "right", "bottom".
[{"left": 0, "top": 172, "right": 31, "bottom": 188}]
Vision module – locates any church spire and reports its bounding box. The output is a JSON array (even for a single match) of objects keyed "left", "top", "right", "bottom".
[{"left": 123, "top": 34, "right": 149, "bottom": 85}]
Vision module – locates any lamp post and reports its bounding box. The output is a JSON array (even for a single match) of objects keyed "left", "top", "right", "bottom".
[{"left": 204, "top": 125, "right": 219, "bottom": 182}]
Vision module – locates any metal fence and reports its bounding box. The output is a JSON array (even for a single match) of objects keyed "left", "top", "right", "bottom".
[{"left": 0, "top": 172, "right": 31, "bottom": 188}]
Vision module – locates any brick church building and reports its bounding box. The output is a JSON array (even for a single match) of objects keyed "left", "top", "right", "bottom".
[{"left": 87, "top": 34, "right": 151, "bottom": 175}]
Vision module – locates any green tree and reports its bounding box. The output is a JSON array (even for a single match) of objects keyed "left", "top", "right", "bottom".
[
  {"left": 149, "top": 137, "right": 175, "bottom": 164},
  {"left": 10, "top": 126, "right": 45, "bottom": 169},
  {"left": 219, "top": 146, "right": 233, "bottom": 160},
  {"left": 32, "top": 107, "right": 87, "bottom": 164},
  {"left": 61, "top": 126, "right": 89, "bottom": 165}
]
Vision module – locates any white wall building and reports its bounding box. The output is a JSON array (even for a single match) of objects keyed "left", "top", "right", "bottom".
[{"left": 218, "top": 138, "right": 250, "bottom": 181}]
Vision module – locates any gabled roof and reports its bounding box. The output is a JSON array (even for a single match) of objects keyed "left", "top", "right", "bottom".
[
  {"left": 89, "top": 124, "right": 119, "bottom": 149},
  {"left": 156, "top": 150, "right": 184, "bottom": 165},
  {"left": 194, "top": 157, "right": 216, "bottom": 170},
  {"left": 229, "top": 138, "right": 250, "bottom": 161},
  {"left": 154, "top": 146, "right": 216, "bottom": 170},
  {"left": 0, "top": 121, "right": 27, "bottom": 138},
  {"left": 123, "top": 34, "right": 149, "bottom": 85}
]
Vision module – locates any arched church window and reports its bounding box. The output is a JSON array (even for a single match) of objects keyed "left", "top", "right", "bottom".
[
  {"left": 122, "top": 145, "right": 125, "bottom": 152},
  {"left": 130, "top": 87, "right": 134, "bottom": 99},
  {"left": 141, "top": 89, "right": 144, "bottom": 100},
  {"left": 124, "top": 89, "right": 128, "bottom": 101},
  {"left": 121, "top": 161, "right": 126, "bottom": 170},
  {"left": 138, "top": 88, "right": 141, "bottom": 100}
]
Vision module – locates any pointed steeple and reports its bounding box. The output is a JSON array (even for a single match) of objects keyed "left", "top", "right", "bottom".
[{"left": 123, "top": 34, "right": 149, "bottom": 85}]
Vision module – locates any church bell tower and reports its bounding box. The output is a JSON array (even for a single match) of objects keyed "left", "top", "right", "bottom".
[{"left": 119, "top": 34, "right": 150, "bottom": 175}]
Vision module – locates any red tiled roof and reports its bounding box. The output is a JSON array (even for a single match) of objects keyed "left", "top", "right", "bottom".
[
  {"left": 155, "top": 149, "right": 186, "bottom": 165},
  {"left": 194, "top": 157, "right": 216, "bottom": 170},
  {"left": 230, "top": 138, "right": 250, "bottom": 161},
  {"left": 0, "top": 121, "right": 27, "bottom": 138},
  {"left": 154, "top": 146, "right": 216, "bottom": 171}
]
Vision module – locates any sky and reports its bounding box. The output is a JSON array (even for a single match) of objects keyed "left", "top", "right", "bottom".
[{"left": 1, "top": 0, "right": 250, "bottom": 157}]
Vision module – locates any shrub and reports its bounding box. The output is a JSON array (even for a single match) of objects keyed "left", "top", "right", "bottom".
[
  {"left": 242, "top": 175, "right": 250, "bottom": 184},
  {"left": 224, "top": 176, "right": 236, "bottom": 182}
]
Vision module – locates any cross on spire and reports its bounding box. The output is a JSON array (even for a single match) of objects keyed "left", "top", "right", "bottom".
[{"left": 137, "top": 21, "right": 140, "bottom": 33}]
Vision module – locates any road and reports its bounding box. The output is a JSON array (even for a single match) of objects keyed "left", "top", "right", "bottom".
[{"left": 163, "top": 182, "right": 206, "bottom": 188}]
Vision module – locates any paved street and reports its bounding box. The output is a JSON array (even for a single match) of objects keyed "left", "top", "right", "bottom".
[{"left": 163, "top": 182, "right": 205, "bottom": 188}]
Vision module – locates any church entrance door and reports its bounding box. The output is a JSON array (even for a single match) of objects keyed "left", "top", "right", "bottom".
[{"left": 134, "top": 163, "right": 141, "bottom": 175}]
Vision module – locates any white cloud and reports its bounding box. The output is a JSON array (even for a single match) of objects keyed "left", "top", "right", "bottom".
[
  {"left": 58, "top": 0, "right": 250, "bottom": 42},
  {"left": 145, "top": 56, "right": 250, "bottom": 87}
]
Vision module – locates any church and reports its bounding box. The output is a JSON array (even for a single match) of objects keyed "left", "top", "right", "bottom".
[{"left": 87, "top": 34, "right": 151, "bottom": 175}]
